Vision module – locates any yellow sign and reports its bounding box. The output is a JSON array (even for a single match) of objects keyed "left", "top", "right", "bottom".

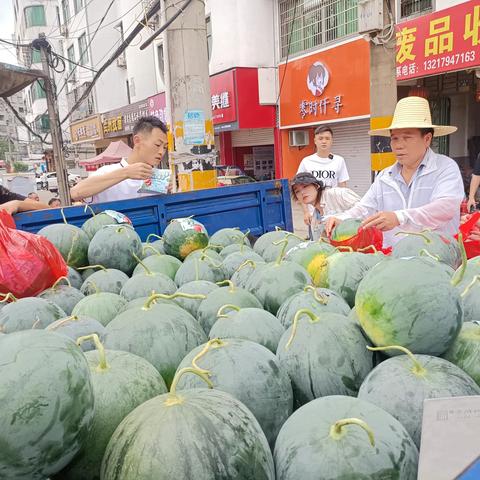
[{"left": 70, "top": 115, "right": 103, "bottom": 144}]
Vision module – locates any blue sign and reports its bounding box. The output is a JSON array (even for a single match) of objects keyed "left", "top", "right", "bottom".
[{"left": 183, "top": 110, "right": 205, "bottom": 145}]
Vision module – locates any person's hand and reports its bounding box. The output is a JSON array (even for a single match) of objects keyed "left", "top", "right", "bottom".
[
  {"left": 303, "top": 211, "right": 312, "bottom": 226},
  {"left": 124, "top": 162, "right": 153, "bottom": 180},
  {"left": 467, "top": 197, "right": 477, "bottom": 212},
  {"left": 362, "top": 211, "right": 400, "bottom": 231},
  {"left": 325, "top": 217, "right": 341, "bottom": 237},
  {"left": 0, "top": 201, "right": 20, "bottom": 215}
]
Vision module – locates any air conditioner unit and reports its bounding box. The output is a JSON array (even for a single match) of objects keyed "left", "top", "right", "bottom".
[
  {"left": 289, "top": 130, "right": 309, "bottom": 147},
  {"left": 116, "top": 55, "right": 127, "bottom": 68},
  {"left": 60, "top": 24, "right": 68, "bottom": 37},
  {"left": 358, "top": 0, "right": 384, "bottom": 34}
]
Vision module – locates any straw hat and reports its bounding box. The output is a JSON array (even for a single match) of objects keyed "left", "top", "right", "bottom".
[{"left": 368, "top": 96, "right": 457, "bottom": 137}]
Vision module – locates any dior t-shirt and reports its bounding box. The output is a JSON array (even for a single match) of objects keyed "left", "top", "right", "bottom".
[{"left": 297, "top": 153, "right": 349, "bottom": 187}]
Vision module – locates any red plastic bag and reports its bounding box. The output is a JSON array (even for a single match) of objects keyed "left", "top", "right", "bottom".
[
  {"left": 0, "top": 222, "right": 68, "bottom": 298},
  {"left": 329, "top": 226, "right": 384, "bottom": 253},
  {"left": 0, "top": 211, "right": 16, "bottom": 229},
  {"left": 457, "top": 211, "right": 480, "bottom": 259}
]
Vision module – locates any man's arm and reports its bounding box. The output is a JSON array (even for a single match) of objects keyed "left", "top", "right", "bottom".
[
  {"left": 468, "top": 174, "right": 480, "bottom": 211},
  {"left": 70, "top": 162, "right": 152, "bottom": 200},
  {"left": 338, "top": 181, "right": 347, "bottom": 187},
  {"left": 1, "top": 199, "right": 49, "bottom": 215}
]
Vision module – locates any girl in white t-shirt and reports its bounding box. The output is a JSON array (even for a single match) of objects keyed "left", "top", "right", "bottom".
[
  {"left": 291, "top": 172, "right": 360, "bottom": 241},
  {"left": 297, "top": 125, "right": 350, "bottom": 225}
]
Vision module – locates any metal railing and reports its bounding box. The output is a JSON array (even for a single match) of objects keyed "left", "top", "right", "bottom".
[
  {"left": 400, "top": 0, "right": 432, "bottom": 19},
  {"left": 279, "top": 0, "right": 358, "bottom": 58}
]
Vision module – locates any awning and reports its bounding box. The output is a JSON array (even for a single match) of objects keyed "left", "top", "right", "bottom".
[
  {"left": 0, "top": 62, "right": 46, "bottom": 98},
  {"left": 79, "top": 140, "right": 132, "bottom": 166}
]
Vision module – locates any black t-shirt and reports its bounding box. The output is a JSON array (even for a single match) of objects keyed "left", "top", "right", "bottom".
[
  {"left": 0, "top": 186, "right": 25, "bottom": 204},
  {"left": 474, "top": 153, "right": 480, "bottom": 176}
]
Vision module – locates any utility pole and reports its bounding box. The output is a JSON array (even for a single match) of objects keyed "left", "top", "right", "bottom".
[
  {"left": 35, "top": 33, "right": 71, "bottom": 205},
  {"left": 163, "top": 0, "right": 214, "bottom": 191}
]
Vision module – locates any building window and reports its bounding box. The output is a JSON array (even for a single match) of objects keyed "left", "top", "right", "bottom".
[
  {"left": 78, "top": 33, "right": 89, "bottom": 65},
  {"left": 31, "top": 49, "right": 41, "bottom": 64},
  {"left": 62, "top": 0, "right": 70, "bottom": 23},
  {"left": 279, "top": 0, "right": 357, "bottom": 58},
  {"left": 24, "top": 5, "right": 46, "bottom": 27},
  {"left": 206, "top": 16, "right": 212, "bottom": 60},
  {"left": 157, "top": 44, "right": 165, "bottom": 82},
  {"left": 67, "top": 45, "right": 75, "bottom": 70},
  {"left": 31, "top": 80, "right": 46, "bottom": 102},
  {"left": 0, "top": 115, "right": 4, "bottom": 121},
  {"left": 400, "top": 0, "right": 433, "bottom": 19},
  {"left": 73, "top": 0, "right": 84, "bottom": 14},
  {"left": 35, "top": 114, "right": 50, "bottom": 132}
]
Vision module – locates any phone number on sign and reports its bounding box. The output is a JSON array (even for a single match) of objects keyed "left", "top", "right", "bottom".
[{"left": 423, "top": 51, "right": 476, "bottom": 71}]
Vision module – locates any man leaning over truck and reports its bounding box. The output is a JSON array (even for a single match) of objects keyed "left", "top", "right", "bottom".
[{"left": 70, "top": 116, "right": 168, "bottom": 203}]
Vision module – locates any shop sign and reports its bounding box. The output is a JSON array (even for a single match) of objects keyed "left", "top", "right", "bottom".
[
  {"left": 101, "top": 99, "right": 149, "bottom": 138},
  {"left": 278, "top": 39, "right": 370, "bottom": 127},
  {"left": 70, "top": 115, "right": 103, "bottom": 144},
  {"left": 147, "top": 92, "right": 168, "bottom": 124},
  {"left": 396, "top": 1, "right": 480, "bottom": 81},
  {"left": 210, "top": 70, "right": 237, "bottom": 125}
]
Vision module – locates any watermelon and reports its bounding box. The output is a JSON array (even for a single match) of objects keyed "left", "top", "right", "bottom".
[
  {"left": 37, "top": 223, "right": 90, "bottom": 268},
  {"left": 173, "top": 280, "right": 218, "bottom": 317},
  {"left": 231, "top": 259, "right": 266, "bottom": 289},
  {"left": 80, "top": 267, "right": 130, "bottom": 295},
  {"left": 39, "top": 280, "right": 85, "bottom": 315},
  {"left": 174, "top": 258, "right": 217, "bottom": 286},
  {"left": 210, "top": 305, "right": 285, "bottom": 353},
  {"left": 355, "top": 257, "right": 463, "bottom": 356},
  {"left": 219, "top": 243, "right": 253, "bottom": 259},
  {"left": 132, "top": 254, "right": 182, "bottom": 280},
  {"left": 141, "top": 239, "right": 165, "bottom": 257},
  {"left": 46, "top": 314, "right": 106, "bottom": 351},
  {"left": 393, "top": 230, "right": 461, "bottom": 269},
  {"left": 0, "top": 330, "right": 94, "bottom": 479},
  {"left": 222, "top": 250, "right": 264, "bottom": 279},
  {"left": 330, "top": 218, "right": 362, "bottom": 242},
  {"left": 183, "top": 250, "right": 225, "bottom": 282},
  {"left": 261, "top": 234, "right": 303, "bottom": 263},
  {"left": 65, "top": 267, "right": 84, "bottom": 289},
  {"left": 197, "top": 282, "right": 263, "bottom": 334},
  {"left": 443, "top": 321, "right": 480, "bottom": 386},
  {"left": 163, "top": 218, "right": 209, "bottom": 260},
  {"left": 457, "top": 274, "right": 480, "bottom": 322},
  {"left": 209, "top": 227, "right": 251, "bottom": 251},
  {"left": 253, "top": 229, "right": 290, "bottom": 257},
  {"left": 276, "top": 286, "right": 351, "bottom": 329},
  {"left": 88, "top": 225, "right": 142, "bottom": 275},
  {"left": 104, "top": 303, "right": 207, "bottom": 386},
  {"left": 80, "top": 267, "right": 97, "bottom": 281},
  {"left": 120, "top": 272, "right": 177, "bottom": 301},
  {"left": 72, "top": 292, "right": 128, "bottom": 327},
  {"left": 274, "top": 395, "right": 418, "bottom": 480},
  {"left": 245, "top": 259, "right": 311, "bottom": 315},
  {"left": 358, "top": 345, "right": 480, "bottom": 446},
  {"left": 0, "top": 297, "right": 66, "bottom": 333},
  {"left": 101, "top": 369, "right": 274, "bottom": 480},
  {"left": 82, "top": 213, "right": 116, "bottom": 240},
  {"left": 120, "top": 294, "right": 178, "bottom": 312},
  {"left": 176, "top": 338, "right": 293, "bottom": 448},
  {"left": 277, "top": 310, "right": 372, "bottom": 406},
  {"left": 315, "top": 251, "right": 384, "bottom": 306},
  {"left": 56, "top": 334, "right": 167, "bottom": 480}
]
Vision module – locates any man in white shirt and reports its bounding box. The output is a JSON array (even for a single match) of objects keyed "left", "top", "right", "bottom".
[
  {"left": 71, "top": 116, "right": 168, "bottom": 203},
  {"left": 325, "top": 96, "right": 464, "bottom": 247},
  {"left": 297, "top": 125, "right": 349, "bottom": 225}
]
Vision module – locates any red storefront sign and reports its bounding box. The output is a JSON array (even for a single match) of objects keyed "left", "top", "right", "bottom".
[
  {"left": 210, "top": 70, "right": 237, "bottom": 125},
  {"left": 147, "top": 92, "right": 167, "bottom": 124},
  {"left": 396, "top": 0, "right": 480, "bottom": 80}
]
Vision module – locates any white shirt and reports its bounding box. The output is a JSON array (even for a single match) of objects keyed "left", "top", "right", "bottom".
[
  {"left": 336, "top": 148, "right": 464, "bottom": 247},
  {"left": 89, "top": 159, "right": 150, "bottom": 204},
  {"left": 297, "top": 153, "right": 350, "bottom": 187}
]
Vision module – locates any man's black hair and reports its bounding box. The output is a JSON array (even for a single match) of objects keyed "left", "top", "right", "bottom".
[
  {"left": 314, "top": 125, "right": 333, "bottom": 136},
  {"left": 133, "top": 116, "right": 168, "bottom": 135},
  {"left": 420, "top": 128, "right": 434, "bottom": 137},
  {"left": 48, "top": 197, "right": 60, "bottom": 206}
]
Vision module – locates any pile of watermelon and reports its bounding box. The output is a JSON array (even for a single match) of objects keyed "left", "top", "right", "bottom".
[{"left": 0, "top": 210, "right": 479, "bottom": 479}]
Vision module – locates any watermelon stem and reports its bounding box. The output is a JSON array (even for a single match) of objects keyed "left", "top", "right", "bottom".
[
  {"left": 239, "top": 229, "right": 251, "bottom": 251},
  {"left": 131, "top": 252, "right": 153, "bottom": 276},
  {"left": 460, "top": 275, "right": 480, "bottom": 299},
  {"left": 142, "top": 245, "right": 162, "bottom": 256},
  {"left": 146, "top": 233, "right": 162, "bottom": 243},
  {"left": 51, "top": 276, "right": 71, "bottom": 290},
  {"left": 83, "top": 204, "right": 96, "bottom": 217},
  {"left": 451, "top": 233, "right": 467, "bottom": 287},
  {"left": 419, "top": 249, "right": 440, "bottom": 261},
  {"left": 367, "top": 345, "right": 426, "bottom": 375},
  {"left": 143, "top": 292, "right": 206, "bottom": 309},
  {"left": 304, "top": 286, "right": 328, "bottom": 305},
  {"left": 286, "top": 309, "right": 319, "bottom": 349},
  {"left": 216, "top": 280, "right": 235, "bottom": 292},
  {"left": 329, "top": 418, "right": 375, "bottom": 447},
  {"left": 49, "top": 315, "right": 79, "bottom": 330},
  {"left": 200, "top": 253, "right": 223, "bottom": 268},
  {"left": 217, "top": 304, "right": 241, "bottom": 318},
  {"left": 191, "top": 338, "right": 226, "bottom": 374},
  {"left": 275, "top": 226, "right": 283, "bottom": 232},
  {"left": 335, "top": 246, "right": 354, "bottom": 253},
  {"left": 235, "top": 260, "right": 256, "bottom": 273},
  {"left": 60, "top": 208, "right": 68, "bottom": 225},
  {"left": 77, "top": 265, "right": 108, "bottom": 272},
  {"left": 274, "top": 239, "right": 289, "bottom": 265},
  {"left": 394, "top": 231, "right": 432, "bottom": 244},
  {"left": 357, "top": 245, "right": 378, "bottom": 254},
  {"left": 77, "top": 334, "right": 109, "bottom": 370},
  {"left": 0, "top": 292, "right": 18, "bottom": 303},
  {"left": 167, "top": 367, "right": 213, "bottom": 404}
]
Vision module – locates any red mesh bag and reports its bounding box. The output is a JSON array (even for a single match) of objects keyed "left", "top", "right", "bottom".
[
  {"left": 329, "top": 226, "right": 384, "bottom": 253},
  {"left": 0, "top": 217, "right": 68, "bottom": 298},
  {"left": 457, "top": 212, "right": 480, "bottom": 259}
]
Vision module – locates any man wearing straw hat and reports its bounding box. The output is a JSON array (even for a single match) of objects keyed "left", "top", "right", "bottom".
[{"left": 325, "top": 96, "right": 464, "bottom": 247}]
